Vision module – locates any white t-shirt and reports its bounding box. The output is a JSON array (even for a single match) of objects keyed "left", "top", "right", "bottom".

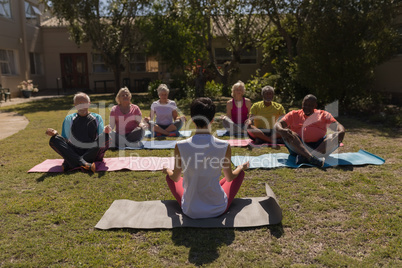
[
  {"left": 150, "top": 100, "right": 178, "bottom": 126},
  {"left": 177, "top": 134, "right": 229, "bottom": 219}
]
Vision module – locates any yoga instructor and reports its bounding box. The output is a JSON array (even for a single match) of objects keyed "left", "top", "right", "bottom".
[{"left": 163, "top": 97, "right": 249, "bottom": 219}]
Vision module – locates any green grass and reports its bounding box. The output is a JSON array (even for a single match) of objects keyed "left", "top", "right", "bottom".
[{"left": 0, "top": 94, "right": 401, "bottom": 267}]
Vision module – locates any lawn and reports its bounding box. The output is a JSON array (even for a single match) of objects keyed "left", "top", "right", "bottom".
[{"left": 0, "top": 94, "right": 401, "bottom": 267}]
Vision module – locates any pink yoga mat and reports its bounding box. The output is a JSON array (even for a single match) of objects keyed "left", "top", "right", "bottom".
[
  {"left": 28, "top": 157, "right": 175, "bottom": 173},
  {"left": 227, "top": 139, "right": 285, "bottom": 147},
  {"left": 227, "top": 139, "right": 252, "bottom": 147}
]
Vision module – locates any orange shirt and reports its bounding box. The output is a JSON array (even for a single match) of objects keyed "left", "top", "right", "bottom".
[{"left": 282, "top": 109, "right": 337, "bottom": 142}]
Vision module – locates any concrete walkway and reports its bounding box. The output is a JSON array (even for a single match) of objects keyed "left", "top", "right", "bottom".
[{"left": 0, "top": 95, "right": 60, "bottom": 140}]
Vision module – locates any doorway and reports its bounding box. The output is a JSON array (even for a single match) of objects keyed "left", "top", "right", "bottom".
[{"left": 60, "top": 53, "right": 89, "bottom": 89}]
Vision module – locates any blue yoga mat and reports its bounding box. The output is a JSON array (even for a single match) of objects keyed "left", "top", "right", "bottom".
[
  {"left": 144, "top": 130, "right": 192, "bottom": 138},
  {"left": 216, "top": 129, "right": 247, "bottom": 137},
  {"left": 122, "top": 140, "right": 178, "bottom": 150},
  {"left": 231, "top": 150, "right": 385, "bottom": 169}
]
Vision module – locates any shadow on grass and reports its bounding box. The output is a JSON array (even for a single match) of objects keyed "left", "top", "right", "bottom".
[
  {"left": 339, "top": 116, "right": 401, "bottom": 138},
  {"left": 171, "top": 222, "right": 284, "bottom": 266},
  {"left": 114, "top": 224, "right": 283, "bottom": 266},
  {"left": 172, "top": 227, "right": 235, "bottom": 265},
  {"left": 35, "top": 170, "right": 98, "bottom": 182},
  {"left": 36, "top": 173, "right": 61, "bottom": 182}
]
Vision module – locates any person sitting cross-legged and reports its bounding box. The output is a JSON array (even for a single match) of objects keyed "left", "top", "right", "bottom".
[
  {"left": 246, "top": 85, "right": 286, "bottom": 145},
  {"left": 163, "top": 97, "right": 249, "bottom": 219},
  {"left": 221, "top": 80, "right": 252, "bottom": 135},
  {"left": 46, "top": 92, "right": 111, "bottom": 172},
  {"left": 144, "top": 84, "right": 186, "bottom": 137},
  {"left": 274, "top": 94, "right": 345, "bottom": 167},
  {"left": 109, "top": 87, "right": 146, "bottom": 148}
]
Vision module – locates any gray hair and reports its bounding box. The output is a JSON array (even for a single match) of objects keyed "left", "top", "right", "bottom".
[
  {"left": 157, "top": 84, "right": 170, "bottom": 94},
  {"left": 115, "top": 87, "right": 132, "bottom": 105},
  {"left": 231, "top": 80, "right": 246, "bottom": 97},
  {"left": 261, "top": 86, "right": 274, "bottom": 95},
  {"left": 73, "top": 92, "right": 90, "bottom": 103}
]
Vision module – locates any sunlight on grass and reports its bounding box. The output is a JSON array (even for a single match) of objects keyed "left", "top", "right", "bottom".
[{"left": 0, "top": 95, "right": 401, "bottom": 266}]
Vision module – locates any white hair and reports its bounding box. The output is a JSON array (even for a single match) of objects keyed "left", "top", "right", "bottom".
[
  {"left": 73, "top": 92, "right": 90, "bottom": 103},
  {"left": 157, "top": 84, "right": 170, "bottom": 94},
  {"left": 231, "top": 80, "right": 246, "bottom": 97},
  {"left": 261, "top": 86, "right": 274, "bottom": 95}
]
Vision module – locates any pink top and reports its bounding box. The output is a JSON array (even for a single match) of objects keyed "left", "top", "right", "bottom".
[
  {"left": 110, "top": 104, "right": 142, "bottom": 135},
  {"left": 282, "top": 109, "right": 337, "bottom": 142},
  {"left": 231, "top": 98, "right": 248, "bottom": 125}
]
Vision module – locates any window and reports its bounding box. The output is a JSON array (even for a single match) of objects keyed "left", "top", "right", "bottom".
[
  {"left": 29, "top": 53, "right": 42, "bottom": 75},
  {"left": 92, "top": 53, "right": 110, "bottom": 73},
  {"left": 0, "top": 0, "right": 11, "bottom": 18},
  {"left": 239, "top": 48, "right": 257, "bottom": 64},
  {"left": 215, "top": 48, "right": 232, "bottom": 65},
  {"left": 25, "top": 1, "right": 41, "bottom": 25},
  {"left": 129, "top": 53, "right": 146, "bottom": 72},
  {"left": 0, "top": 49, "right": 17, "bottom": 75}
]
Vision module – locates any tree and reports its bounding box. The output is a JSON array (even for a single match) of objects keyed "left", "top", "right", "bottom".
[
  {"left": 261, "top": 0, "right": 398, "bottom": 107},
  {"left": 43, "top": 0, "right": 149, "bottom": 94},
  {"left": 295, "top": 0, "right": 398, "bottom": 106},
  {"left": 140, "top": 0, "right": 208, "bottom": 97},
  {"left": 200, "top": 0, "right": 273, "bottom": 95},
  {"left": 143, "top": 0, "right": 273, "bottom": 96}
]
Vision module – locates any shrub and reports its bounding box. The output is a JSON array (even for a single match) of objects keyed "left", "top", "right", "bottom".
[
  {"left": 147, "top": 80, "right": 163, "bottom": 99},
  {"left": 244, "top": 71, "right": 279, "bottom": 101},
  {"left": 204, "top": 80, "right": 223, "bottom": 99}
]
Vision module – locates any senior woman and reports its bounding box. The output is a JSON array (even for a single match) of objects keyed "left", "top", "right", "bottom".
[
  {"left": 109, "top": 87, "right": 146, "bottom": 148},
  {"left": 221, "top": 80, "right": 252, "bottom": 135},
  {"left": 144, "top": 84, "right": 186, "bottom": 136}
]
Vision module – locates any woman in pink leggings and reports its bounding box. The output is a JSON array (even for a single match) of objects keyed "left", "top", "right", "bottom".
[{"left": 163, "top": 98, "right": 249, "bottom": 219}]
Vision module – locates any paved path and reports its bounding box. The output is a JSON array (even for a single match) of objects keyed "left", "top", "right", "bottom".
[{"left": 0, "top": 95, "right": 60, "bottom": 140}]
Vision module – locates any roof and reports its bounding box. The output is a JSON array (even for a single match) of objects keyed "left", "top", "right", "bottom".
[{"left": 41, "top": 17, "right": 69, "bottom": 27}]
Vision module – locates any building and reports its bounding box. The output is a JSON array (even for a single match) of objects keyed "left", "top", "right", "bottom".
[
  {"left": 1, "top": 1, "right": 401, "bottom": 103},
  {"left": 0, "top": 0, "right": 160, "bottom": 97},
  {"left": 0, "top": 0, "right": 46, "bottom": 97}
]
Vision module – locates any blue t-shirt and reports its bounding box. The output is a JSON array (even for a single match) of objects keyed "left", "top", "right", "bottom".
[{"left": 61, "top": 112, "right": 104, "bottom": 144}]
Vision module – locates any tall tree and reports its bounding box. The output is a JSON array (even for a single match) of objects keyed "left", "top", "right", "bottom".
[
  {"left": 144, "top": 0, "right": 273, "bottom": 95},
  {"left": 201, "top": 0, "right": 273, "bottom": 94},
  {"left": 295, "top": 0, "right": 398, "bottom": 106},
  {"left": 261, "top": 0, "right": 398, "bottom": 106},
  {"left": 43, "top": 0, "right": 149, "bottom": 94}
]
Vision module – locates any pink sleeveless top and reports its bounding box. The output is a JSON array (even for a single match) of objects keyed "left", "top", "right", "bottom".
[{"left": 231, "top": 98, "right": 248, "bottom": 125}]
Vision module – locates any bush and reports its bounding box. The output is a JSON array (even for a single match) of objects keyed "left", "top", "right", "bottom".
[
  {"left": 244, "top": 71, "right": 279, "bottom": 101},
  {"left": 147, "top": 80, "right": 163, "bottom": 99},
  {"left": 204, "top": 80, "right": 223, "bottom": 99}
]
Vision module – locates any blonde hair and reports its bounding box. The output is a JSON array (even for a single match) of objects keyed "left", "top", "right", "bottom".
[
  {"left": 73, "top": 92, "right": 90, "bottom": 104},
  {"left": 231, "top": 80, "right": 245, "bottom": 97},
  {"left": 157, "top": 84, "right": 170, "bottom": 94},
  {"left": 115, "top": 87, "right": 132, "bottom": 105}
]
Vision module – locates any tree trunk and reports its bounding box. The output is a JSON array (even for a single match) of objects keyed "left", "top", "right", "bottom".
[{"left": 113, "top": 67, "right": 121, "bottom": 96}]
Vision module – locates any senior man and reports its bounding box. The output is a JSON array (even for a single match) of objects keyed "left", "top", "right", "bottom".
[
  {"left": 275, "top": 94, "right": 345, "bottom": 167},
  {"left": 46, "top": 92, "right": 111, "bottom": 172},
  {"left": 246, "top": 86, "right": 286, "bottom": 144}
]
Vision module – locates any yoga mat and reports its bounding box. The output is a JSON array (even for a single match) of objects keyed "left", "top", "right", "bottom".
[
  {"left": 216, "top": 129, "right": 247, "bottom": 137},
  {"left": 28, "top": 156, "right": 174, "bottom": 173},
  {"left": 231, "top": 149, "right": 385, "bottom": 169},
  {"left": 123, "top": 140, "right": 178, "bottom": 150},
  {"left": 248, "top": 140, "right": 285, "bottom": 148},
  {"left": 144, "top": 130, "right": 192, "bottom": 138},
  {"left": 227, "top": 139, "right": 253, "bottom": 147},
  {"left": 95, "top": 183, "right": 282, "bottom": 229}
]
